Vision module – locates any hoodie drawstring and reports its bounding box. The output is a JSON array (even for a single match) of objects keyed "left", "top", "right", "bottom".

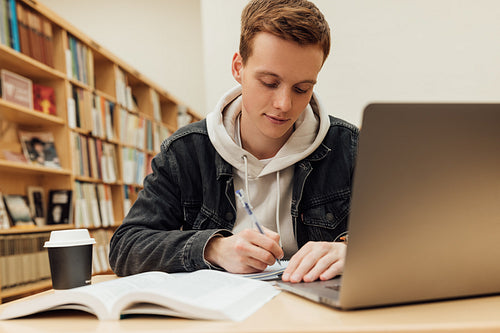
[
  {"left": 276, "top": 171, "right": 282, "bottom": 248},
  {"left": 241, "top": 154, "right": 282, "bottom": 248},
  {"left": 242, "top": 155, "right": 250, "bottom": 200}
]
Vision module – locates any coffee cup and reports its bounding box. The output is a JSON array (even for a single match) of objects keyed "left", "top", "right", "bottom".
[{"left": 44, "top": 229, "right": 96, "bottom": 289}]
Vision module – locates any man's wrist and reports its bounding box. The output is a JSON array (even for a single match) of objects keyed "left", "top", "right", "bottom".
[{"left": 203, "top": 234, "right": 224, "bottom": 269}]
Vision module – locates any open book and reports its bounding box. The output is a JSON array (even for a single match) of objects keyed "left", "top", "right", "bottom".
[{"left": 0, "top": 270, "right": 280, "bottom": 321}]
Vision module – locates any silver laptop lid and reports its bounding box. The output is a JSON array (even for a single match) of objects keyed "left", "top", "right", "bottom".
[{"left": 339, "top": 103, "right": 500, "bottom": 309}]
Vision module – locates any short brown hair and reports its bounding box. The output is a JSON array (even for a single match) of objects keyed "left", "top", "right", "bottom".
[{"left": 240, "top": 0, "right": 330, "bottom": 64}]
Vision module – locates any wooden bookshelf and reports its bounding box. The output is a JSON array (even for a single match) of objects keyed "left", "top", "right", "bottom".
[{"left": 0, "top": 0, "right": 201, "bottom": 303}]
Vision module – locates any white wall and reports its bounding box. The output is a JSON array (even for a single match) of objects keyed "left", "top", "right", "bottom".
[
  {"left": 201, "top": 0, "right": 500, "bottom": 126},
  {"left": 40, "top": 0, "right": 206, "bottom": 114}
]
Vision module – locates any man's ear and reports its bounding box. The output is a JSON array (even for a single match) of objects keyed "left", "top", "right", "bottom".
[{"left": 231, "top": 52, "right": 243, "bottom": 84}]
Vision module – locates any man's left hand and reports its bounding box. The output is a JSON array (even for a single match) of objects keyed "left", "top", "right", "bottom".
[{"left": 281, "top": 241, "right": 346, "bottom": 283}]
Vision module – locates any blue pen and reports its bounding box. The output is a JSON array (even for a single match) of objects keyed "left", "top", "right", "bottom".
[{"left": 235, "top": 189, "right": 282, "bottom": 266}]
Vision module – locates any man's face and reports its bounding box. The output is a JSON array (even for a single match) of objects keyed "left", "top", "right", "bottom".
[{"left": 232, "top": 32, "right": 324, "bottom": 149}]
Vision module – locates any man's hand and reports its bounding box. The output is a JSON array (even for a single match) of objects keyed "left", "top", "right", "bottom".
[
  {"left": 282, "top": 241, "right": 346, "bottom": 283},
  {"left": 204, "top": 228, "right": 284, "bottom": 273}
]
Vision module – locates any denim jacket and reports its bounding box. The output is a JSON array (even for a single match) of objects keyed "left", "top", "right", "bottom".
[{"left": 109, "top": 116, "right": 358, "bottom": 276}]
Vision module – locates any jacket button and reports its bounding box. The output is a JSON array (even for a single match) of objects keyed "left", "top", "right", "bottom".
[
  {"left": 225, "top": 212, "right": 234, "bottom": 221},
  {"left": 325, "top": 213, "right": 334, "bottom": 221}
]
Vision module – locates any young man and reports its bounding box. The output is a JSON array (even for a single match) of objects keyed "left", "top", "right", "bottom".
[{"left": 109, "top": 0, "right": 358, "bottom": 283}]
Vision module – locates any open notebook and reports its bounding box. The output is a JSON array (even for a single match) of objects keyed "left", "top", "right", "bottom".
[{"left": 241, "top": 261, "right": 288, "bottom": 281}]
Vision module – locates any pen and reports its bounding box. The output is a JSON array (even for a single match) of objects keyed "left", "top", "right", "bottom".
[{"left": 235, "top": 189, "right": 282, "bottom": 266}]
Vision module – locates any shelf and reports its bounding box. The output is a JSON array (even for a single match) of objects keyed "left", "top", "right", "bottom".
[
  {"left": 0, "top": 159, "right": 72, "bottom": 176},
  {"left": 0, "top": 0, "right": 201, "bottom": 305},
  {"left": 0, "top": 224, "right": 75, "bottom": 235},
  {"left": 95, "top": 89, "right": 116, "bottom": 104},
  {"left": 74, "top": 175, "right": 122, "bottom": 186},
  {"left": 0, "top": 99, "right": 65, "bottom": 127},
  {"left": 87, "top": 225, "right": 119, "bottom": 231},
  {"left": 0, "top": 45, "right": 65, "bottom": 81},
  {"left": 69, "top": 77, "right": 93, "bottom": 91}
]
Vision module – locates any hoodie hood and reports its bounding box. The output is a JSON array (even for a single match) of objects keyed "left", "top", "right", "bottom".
[{"left": 206, "top": 85, "right": 331, "bottom": 177}]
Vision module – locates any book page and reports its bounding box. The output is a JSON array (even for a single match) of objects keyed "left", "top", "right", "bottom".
[
  {"left": 0, "top": 290, "right": 106, "bottom": 320},
  {"left": 77, "top": 271, "right": 174, "bottom": 316},
  {"left": 0, "top": 271, "right": 278, "bottom": 321},
  {"left": 140, "top": 270, "right": 280, "bottom": 321},
  {"left": 0, "top": 272, "right": 174, "bottom": 321}
]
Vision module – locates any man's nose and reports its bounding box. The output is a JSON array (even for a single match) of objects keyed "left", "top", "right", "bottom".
[{"left": 273, "top": 88, "right": 292, "bottom": 112}]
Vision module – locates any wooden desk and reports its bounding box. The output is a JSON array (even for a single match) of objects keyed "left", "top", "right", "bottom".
[{"left": 1, "top": 275, "right": 500, "bottom": 333}]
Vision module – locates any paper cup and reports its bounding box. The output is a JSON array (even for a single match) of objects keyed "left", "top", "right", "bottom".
[{"left": 44, "top": 229, "right": 96, "bottom": 289}]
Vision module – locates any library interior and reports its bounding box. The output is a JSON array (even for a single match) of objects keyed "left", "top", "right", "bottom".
[{"left": 0, "top": 0, "right": 499, "bottom": 332}]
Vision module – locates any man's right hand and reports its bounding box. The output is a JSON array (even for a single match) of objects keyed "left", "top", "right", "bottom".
[{"left": 204, "top": 228, "right": 284, "bottom": 273}]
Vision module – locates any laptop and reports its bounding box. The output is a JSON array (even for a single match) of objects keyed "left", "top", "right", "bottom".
[{"left": 278, "top": 103, "right": 500, "bottom": 310}]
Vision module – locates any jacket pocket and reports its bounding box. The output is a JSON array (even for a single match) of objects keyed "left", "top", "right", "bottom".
[
  {"left": 182, "top": 201, "right": 231, "bottom": 230},
  {"left": 183, "top": 201, "right": 208, "bottom": 230},
  {"left": 300, "top": 188, "right": 350, "bottom": 241}
]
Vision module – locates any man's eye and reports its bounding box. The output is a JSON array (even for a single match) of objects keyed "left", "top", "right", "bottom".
[
  {"left": 294, "top": 87, "right": 308, "bottom": 94},
  {"left": 261, "top": 81, "right": 278, "bottom": 89}
]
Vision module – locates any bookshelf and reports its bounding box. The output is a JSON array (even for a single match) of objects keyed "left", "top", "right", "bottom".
[{"left": 0, "top": 0, "right": 201, "bottom": 303}]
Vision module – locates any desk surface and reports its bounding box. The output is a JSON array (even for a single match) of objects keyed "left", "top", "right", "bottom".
[{"left": 1, "top": 275, "right": 500, "bottom": 333}]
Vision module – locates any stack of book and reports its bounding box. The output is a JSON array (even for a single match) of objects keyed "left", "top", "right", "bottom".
[
  {"left": 89, "top": 228, "right": 113, "bottom": 274},
  {"left": 91, "top": 95, "right": 116, "bottom": 140},
  {"left": 0, "top": 232, "right": 52, "bottom": 290},
  {"left": 71, "top": 133, "right": 118, "bottom": 183},
  {"left": 1, "top": 0, "right": 55, "bottom": 67},
  {"left": 121, "top": 147, "right": 145, "bottom": 185},
  {"left": 0, "top": 69, "right": 57, "bottom": 116},
  {"left": 74, "top": 181, "right": 115, "bottom": 229},
  {"left": 66, "top": 34, "right": 94, "bottom": 87}
]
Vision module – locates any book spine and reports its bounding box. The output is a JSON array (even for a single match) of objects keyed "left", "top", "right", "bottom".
[
  {"left": 0, "top": 232, "right": 51, "bottom": 289},
  {"left": 14, "top": 2, "right": 29, "bottom": 55},
  {"left": 67, "top": 96, "right": 77, "bottom": 128},
  {"left": 41, "top": 16, "right": 54, "bottom": 67},
  {"left": 0, "top": 0, "right": 8, "bottom": 46},
  {"left": 32, "top": 10, "right": 44, "bottom": 64},
  {"left": 7, "top": 0, "right": 19, "bottom": 51}
]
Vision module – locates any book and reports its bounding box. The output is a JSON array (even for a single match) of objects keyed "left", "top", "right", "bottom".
[
  {"left": 0, "top": 0, "right": 9, "bottom": 47},
  {"left": 15, "top": 2, "right": 29, "bottom": 56},
  {"left": 27, "top": 10, "right": 44, "bottom": 64},
  {"left": 66, "top": 34, "right": 92, "bottom": 85},
  {"left": 123, "top": 185, "right": 133, "bottom": 217},
  {"left": 32, "top": 83, "right": 56, "bottom": 115},
  {"left": 0, "top": 270, "right": 280, "bottom": 321},
  {"left": 0, "top": 69, "right": 33, "bottom": 109},
  {"left": 41, "top": 16, "right": 54, "bottom": 67},
  {"left": 151, "top": 89, "right": 161, "bottom": 121},
  {"left": 2, "top": 149, "right": 27, "bottom": 163},
  {"left": 47, "top": 189, "right": 72, "bottom": 225},
  {"left": 27, "top": 186, "right": 45, "bottom": 226},
  {"left": 2, "top": 194, "right": 34, "bottom": 226},
  {"left": 0, "top": 231, "right": 51, "bottom": 289},
  {"left": 74, "top": 181, "right": 90, "bottom": 228},
  {"left": 89, "top": 229, "right": 112, "bottom": 274},
  {"left": 7, "top": 0, "right": 19, "bottom": 51},
  {"left": 71, "top": 85, "right": 84, "bottom": 128},
  {"left": 0, "top": 191, "right": 11, "bottom": 229},
  {"left": 18, "top": 130, "right": 61, "bottom": 168}
]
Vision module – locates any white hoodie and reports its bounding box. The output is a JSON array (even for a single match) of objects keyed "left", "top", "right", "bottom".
[{"left": 206, "top": 86, "right": 331, "bottom": 258}]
